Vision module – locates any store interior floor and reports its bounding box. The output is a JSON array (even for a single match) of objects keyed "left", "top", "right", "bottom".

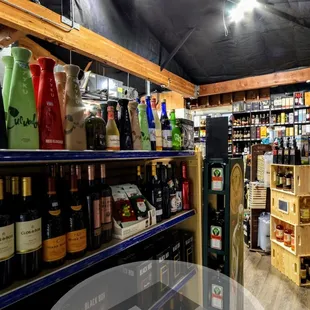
[{"left": 244, "top": 249, "right": 310, "bottom": 310}]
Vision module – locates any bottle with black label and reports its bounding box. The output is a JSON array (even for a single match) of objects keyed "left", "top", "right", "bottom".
[
  {"left": 167, "top": 164, "right": 177, "bottom": 216},
  {"left": 0, "top": 178, "right": 14, "bottom": 288},
  {"left": 283, "top": 138, "right": 290, "bottom": 165},
  {"left": 173, "top": 163, "right": 183, "bottom": 212},
  {"left": 16, "top": 177, "right": 42, "bottom": 278},
  {"left": 161, "top": 164, "right": 171, "bottom": 219},
  {"left": 283, "top": 169, "right": 292, "bottom": 191},
  {"left": 277, "top": 137, "right": 284, "bottom": 164}
]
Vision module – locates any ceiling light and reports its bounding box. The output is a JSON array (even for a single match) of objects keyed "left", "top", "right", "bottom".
[
  {"left": 229, "top": 7, "right": 244, "bottom": 23},
  {"left": 229, "top": 0, "right": 259, "bottom": 23}
]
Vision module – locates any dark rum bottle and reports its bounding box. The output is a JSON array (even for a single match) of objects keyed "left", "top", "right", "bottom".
[
  {"left": 277, "top": 137, "right": 284, "bottom": 164},
  {"left": 283, "top": 138, "right": 290, "bottom": 165}
]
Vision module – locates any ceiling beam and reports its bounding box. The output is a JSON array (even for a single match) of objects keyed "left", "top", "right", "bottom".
[
  {"left": 0, "top": 0, "right": 195, "bottom": 97},
  {"left": 0, "top": 25, "right": 24, "bottom": 47},
  {"left": 199, "top": 68, "right": 310, "bottom": 96}
]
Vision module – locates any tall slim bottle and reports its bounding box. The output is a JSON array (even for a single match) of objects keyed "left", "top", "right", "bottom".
[
  {"left": 118, "top": 99, "right": 133, "bottom": 150},
  {"left": 161, "top": 164, "right": 171, "bottom": 219},
  {"left": 138, "top": 102, "right": 151, "bottom": 150},
  {"left": 146, "top": 96, "right": 156, "bottom": 150},
  {"left": 0, "top": 178, "right": 14, "bottom": 288},
  {"left": 0, "top": 86, "right": 7, "bottom": 149},
  {"left": 64, "top": 64, "right": 87, "bottom": 150},
  {"left": 2, "top": 56, "right": 14, "bottom": 120},
  {"left": 7, "top": 47, "right": 39, "bottom": 149},
  {"left": 160, "top": 99, "right": 172, "bottom": 150},
  {"left": 107, "top": 100, "right": 119, "bottom": 129},
  {"left": 16, "top": 177, "right": 42, "bottom": 278},
  {"left": 54, "top": 67, "right": 66, "bottom": 126},
  {"left": 181, "top": 162, "right": 191, "bottom": 210},
  {"left": 151, "top": 98, "right": 162, "bottom": 151},
  {"left": 128, "top": 101, "right": 142, "bottom": 150},
  {"left": 106, "top": 106, "right": 120, "bottom": 151},
  {"left": 37, "top": 57, "right": 64, "bottom": 150},
  {"left": 29, "top": 63, "right": 40, "bottom": 111}
]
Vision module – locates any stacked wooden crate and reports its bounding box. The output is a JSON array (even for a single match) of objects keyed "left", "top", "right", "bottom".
[{"left": 270, "top": 164, "right": 310, "bottom": 286}]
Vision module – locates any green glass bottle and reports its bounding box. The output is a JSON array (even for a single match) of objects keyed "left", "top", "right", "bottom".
[
  {"left": 170, "top": 109, "right": 176, "bottom": 131},
  {"left": 172, "top": 119, "right": 182, "bottom": 150},
  {"left": 2, "top": 56, "right": 13, "bottom": 121},
  {"left": 138, "top": 102, "right": 151, "bottom": 150},
  {"left": 7, "top": 47, "right": 39, "bottom": 149}
]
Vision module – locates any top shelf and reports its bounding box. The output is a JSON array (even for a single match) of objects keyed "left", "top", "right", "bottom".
[{"left": 0, "top": 150, "right": 195, "bottom": 164}]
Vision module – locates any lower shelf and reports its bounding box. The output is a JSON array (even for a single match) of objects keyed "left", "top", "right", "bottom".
[
  {"left": 0, "top": 209, "right": 196, "bottom": 309},
  {"left": 271, "top": 238, "right": 295, "bottom": 255}
]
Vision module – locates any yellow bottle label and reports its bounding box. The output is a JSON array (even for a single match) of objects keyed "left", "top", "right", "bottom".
[
  {"left": 43, "top": 235, "right": 66, "bottom": 262},
  {"left": 67, "top": 229, "right": 87, "bottom": 253},
  {"left": 71, "top": 205, "right": 82, "bottom": 211},
  {"left": 0, "top": 224, "right": 14, "bottom": 261},
  {"left": 49, "top": 209, "right": 61, "bottom": 216}
]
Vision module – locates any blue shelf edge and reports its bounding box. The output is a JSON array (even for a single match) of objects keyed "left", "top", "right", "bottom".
[
  {"left": 0, "top": 150, "right": 195, "bottom": 164},
  {"left": 0, "top": 209, "right": 196, "bottom": 309}
]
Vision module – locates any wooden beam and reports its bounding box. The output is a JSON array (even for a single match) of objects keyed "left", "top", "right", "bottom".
[
  {"left": 0, "top": 0, "right": 195, "bottom": 97},
  {"left": 199, "top": 68, "right": 310, "bottom": 96},
  {"left": 0, "top": 25, "right": 24, "bottom": 47}
]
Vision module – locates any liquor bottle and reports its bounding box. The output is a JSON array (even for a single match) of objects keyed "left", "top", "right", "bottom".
[
  {"left": 277, "top": 137, "right": 284, "bottom": 164},
  {"left": 64, "top": 64, "right": 87, "bottom": 150},
  {"left": 160, "top": 164, "right": 171, "bottom": 219},
  {"left": 7, "top": 47, "right": 39, "bottom": 149},
  {"left": 172, "top": 119, "right": 182, "bottom": 150},
  {"left": 300, "top": 198, "right": 310, "bottom": 224},
  {"left": 86, "top": 164, "right": 101, "bottom": 250},
  {"left": 2, "top": 56, "right": 13, "bottom": 121},
  {"left": 151, "top": 97, "right": 162, "bottom": 151},
  {"left": 11, "top": 176, "right": 20, "bottom": 209},
  {"left": 138, "top": 102, "right": 151, "bottom": 150},
  {"left": 146, "top": 96, "right": 156, "bottom": 150},
  {"left": 99, "top": 164, "right": 113, "bottom": 244},
  {"left": 283, "top": 169, "right": 292, "bottom": 191},
  {"left": 167, "top": 164, "right": 177, "bottom": 216},
  {"left": 276, "top": 168, "right": 284, "bottom": 189},
  {"left": 0, "top": 178, "right": 14, "bottom": 288},
  {"left": 43, "top": 175, "right": 66, "bottom": 267},
  {"left": 181, "top": 162, "right": 191, "bottom": 210},
  {"left": 147, "top": 164, "right": 163, "bottom": 223},
  {"left": 301, "top": 258, "right": 307, "bottom": 284},
  {"left": 209, "top": 269, "right": 224, "bottom": 309},
  {"left": 54, "top": 70, "right": 66, "bottom": 126},
  {"left": 210, "top": 211, "right": 224, "bottom": 250},
  {"left": 118, "top": 99, "right": 133, "bottom": 150},
  {"left": 106, "top": 106, "right": 120, "bottom": 151},
  {"left": 66, "top": 168, "right": 87, "bottom": 259},
  {"left": 29, "top": 63, "right": 40, "bottom": 110},
  {"left": 16, "top": 177, "right": 42, "bottom": 278},
  {"left": 85, "top": 106, "right": 106, "bottom": 150},
  {"left": 0, "top": 86, "right": 7, "bottom": 149},
  {"left": 161, "top": 99, "right": 172, "bottom": 150},
  {"left": 37, "top": 57, "right": 64, "bottom": 150},
  {"left": 136, "top": 165, "right": 145, "bottom": 194},
  {"left": 107, "top": 100, "right": 119, "bottom": 129},
  {"left": 56, "top": 165, "right": 68, "bottom": 211},
  {"left": 173, "top": 163, "right": 183, "bottom": 212},
  {"left": 283, "top": 138, "right": 290, "bottom": 165},
  {"left": 273, "top": 139, "right": 279, "bottom": 164},
  {"left": 128, "top": 100, "right": 142, "bottom": 150}
]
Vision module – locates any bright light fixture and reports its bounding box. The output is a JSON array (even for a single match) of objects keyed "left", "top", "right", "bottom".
[{"left": 229, "top": 0, "right": 259, "bottom": 23}]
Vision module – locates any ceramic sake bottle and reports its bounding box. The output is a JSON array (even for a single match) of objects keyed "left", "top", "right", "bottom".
[
  {"left": 54, "top": 70, "right": 66, "bottom": 126},
  {"left": 138, "top": 102, "right": 151, "bottom": 150},
  {"left": 7, "top": 47, "right": 39, "bottom": 149},
  {"left": 37, "top": 57, "right": 64, "bottom": 149},
  {"left": 63, "top": 64, "right": 86, "bottom": 150},
  {"left": 2, "top": 56, "right": 14, "bottom": 120},
  {"left": 128, "top": 101, "right": 142, "bottom": 150},
  {"left": 29, "top": 63, "right": 40, "bottom": 111},
  {"left": 0, "top": 85, "right": 8, "bottom": 148}
]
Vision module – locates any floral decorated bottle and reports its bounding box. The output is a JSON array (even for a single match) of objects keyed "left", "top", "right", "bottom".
[
  {"left": 118, "top": 99, "right": 133, "bottom": 150},
  {"left": 29, "top": 63, "right": 40, "bottom": 111},
  {"left": 54, "top": 70, "right": 66, "bottom": 127},
  {"left": 138, "top": 102, "right": 151, "bottom": 150},
  {"left": 37, "top": 57, "right": 64, "bottom": 149},
  {"left": 128, "top": 100, "right": 142, "bottom": 150},
  {"left": 2, "top": 56, "right": 13, "bottom": 121},
  {"left": 63, "top": 64, "right": 86, "bottom": 150},
  {"left": 7, "top": 47, "right": 39, "bottom": 149}
]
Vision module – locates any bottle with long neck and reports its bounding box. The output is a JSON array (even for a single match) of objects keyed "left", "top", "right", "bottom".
[
  {"left": 16, "top": 177, "right": 42, "bottom": 278},
  {"left": 167, "top": 164, "right": 177, "bottom": 216},
  {"left": 5, "top": 176, "right": 11, "bottom": 204},
  {"left": 138, "top": 102, "right": 151, "bottom": 150},
  {"left": 161, "top": 164, "right": 171, "bottom": 219},
  {"left": 106, "top": 106, "right": 120, "bottom": 151},
  {"left": 86, "top": 164, "right": 101, "bottom": 250},
  {"left": 99, "top": 164, "right": 113, "bottom": 244},
  {"left": 151, "top": 97, "right": 162, "bottom": 151},
  {"left": 7, "top": 47, "right": 39, "bottom": 149},
  {"left": 0, "top": 178, "right": 14, "bottom": 288},
  {"left": 160, "top": 99, "right": 172, "bottom": 151},
  {"left": 146, "top": 96, "right": 156, "bottom": 150},
  {"left": 43, "top": 174, "right": 66, "bottom": 267},
  {"left": 64, "top": 64, "right": 87, "bottom": 150},
  {"left": 181, "top": 162, "right": 191, "bottom": 210},
  {"left": 128, "top": 100, "right": 142, "bottom": 150},
  {"left": 29, "top": 63, "right": 40, "bottom": 111},
  {"left": 118, "top": 99, "right": 133, "bottom": 150},
  {"left": 2, "top": 56, "right": 13, "bottom": 121}
]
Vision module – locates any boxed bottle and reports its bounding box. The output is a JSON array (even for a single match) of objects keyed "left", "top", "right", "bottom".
[
  {"left": 177, "top": 118, "right": 194, "bottom": 150},
  {"left": 180, "top": 230, "right": 194, "bottom": 274}
]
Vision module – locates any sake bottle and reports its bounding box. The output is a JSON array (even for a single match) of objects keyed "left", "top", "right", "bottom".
[
  {"left": 29, "top": 63, "right": 40, "bottom": 111},
  {"left": 151, "top": 97, "right": 162, "bottom": 151},
  {"left": 128, "top": 100, "right": 142, "bottom": 150},
  {"left": 54, "top": 68, "right": 66, "bottom": 127},
  {"left": 118, "top": 99, "right": 133, "bottom": 150},
  {"left": 138, "top": 102, "right": 151, "bottom": 150},
  {"left": 7, "top": 47, "right": 39, "bottom": 149},
  {"left": 0, "top": 86, "right": 8, "bottom": 149},
  {"left": 2, "top": 56, "right": 13, "bottom": 121},
  {"left": 37, "top": 57, "right": 64, "bottom": 150},
  {"left": 64, "top": 64, "right": 87, "bottom": 150}
]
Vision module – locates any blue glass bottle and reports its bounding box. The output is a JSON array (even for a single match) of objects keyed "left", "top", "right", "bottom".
[
  {"left": 160, "top": 99, "right": 172, "bottom": 150},
  {"left": 146, "top": 96, "right": 156, "bottom": 151}
]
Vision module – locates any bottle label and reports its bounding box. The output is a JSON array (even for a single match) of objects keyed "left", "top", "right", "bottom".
[
  {"left": 155, "top": 129, "right": 162, "bottom": 150},
  {"left": 176, "top": 191, "right": 183, "bottom": 211},
  {"left": 0, "top": 223, "right": 14, "bottom": 261},
  {"left": 172, "top": 133, "right": 182, "bottom": 148},
  {"left": 170, "top": 193, "right": 177, "bottom": 213},
  {"left": 67, "top": 229, "right": 87, "bottom": 253},
  {"left": 211, "top": 225, "right": 222, "bottom": 250},
  {"left": 149, "top": 128, "right": 156, "bottom": 142},
  {"left": 16, "top": 218, "right": 42, "bottom": 254},
  {"left": 43, "top": 235, "right": 66, "bottom": 262},
  {"left": 211, "top": 168, "right": 224, "bottom": 191},
  {"left": 71, "top": 205, "right": 82, "bottom": 211},
  {"left": 276, "top": 229, "right": 284, "bottom": 239},
  {"left": 153, "top": 189, "right": 163, "bottom": 215},
  {"left": 156, "top": 209, "right": 163, "bottom": 216},
  {"left": 286, "top": 177, "right": 291, "bottom": 186},
  {"left": 106, "top": 135, "right": 120, "bottom": 151},
  {"left": 284, "top": 232, "right": 291, "bottom": 244},
  {"left": 93, "top": 199, "right": 101, "bottom": 229},
  {"left": 300, "top": 208, "right": 310, "bottom": 221},
  {"left": 101, "top": 196, "right": 112, "bottom": 224},
  {"left": 211, "top": 284, "right": 223, "bottom": 309},
  {"left": 162, "top": 130, "right": 172, "bottom": 148}
]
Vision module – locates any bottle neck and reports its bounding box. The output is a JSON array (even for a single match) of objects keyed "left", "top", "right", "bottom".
[
  {"left": 161, "top": 103, "right": 167, "bottom": 116},
  {"left": 22, "top": 178, "right": 32, "bottom": 197},
  {"left": 11, "top": 177, "right": 19, "bottom": 196},
  {"left": 47, "top": 177, "right": 56, "bottom": 195},
  {"left": 182, "top": 165, "right": 187, "bottom": 178}
]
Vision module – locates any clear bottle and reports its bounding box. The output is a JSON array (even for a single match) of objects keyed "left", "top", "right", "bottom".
[
  {"left": 146, "top": 96, "right": 156, "bottom": 151},
  {"left": 106, "top": 106, "right": 120, "bottom": 151},
  {"left": 138, "top": 102, "right": 151, "bottom": 150},
  {"left": 151, "top": 98, "right": 162, "bottom": 151},
  {"left": 160, "top": 99, "right": 172, "bottom": 150},
  {"left": 118, "top": 99, "right": 133, "bottom": 150}
]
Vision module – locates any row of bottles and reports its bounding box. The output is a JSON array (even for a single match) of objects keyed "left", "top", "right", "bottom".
[
  {"left": 274, "top": 167, "right": 294, "bottom": 192},
  {"left": 272, "top": 137, "right": 301, "bottom": 165}
]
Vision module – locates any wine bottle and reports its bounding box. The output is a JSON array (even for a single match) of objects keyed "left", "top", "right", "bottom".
[
  {"left": 29, "top": 63, "right": 40, "bottom": 110},
  {"left": 107, "top": 100, "right": 119, "bottom": 129},
  {"left": 146, "top": 96, "right": 156, "bottom": 150},
  {"left": 16, "top": 177, "right": 42, "bottom": 278},
  {"left": 136, "top": 165, "right": 145, "bottom": 194},
  {"left": 118, "top": 99, "right": 133, "bottom": 150},
  {"left": 138, "top": 102, "right": 151, "bottom": 150},
  {"left": 128, "top": 101, "right": 142, "bottom": 150},
  {"left": 283, "top": 138, "right": 290, "bottom": 165},
  {"left": 160, "top": 99, "right": 172, "bottom": 150},
  {"left": 99, "top": 164, "right": 113, "bottom": 244},
  {"left": 277, "top": 137, "right": 284, "bottom": 164},
  {"left": 181, "top": 162, "right": 191, "bottom": 210},
  {"left": 5, "top": 176, "right": 11, "bottom": 204},
  {"left": 43, "top": 175, "right": 66, "bottom": 267},
  {"left": 106, "top": 106, "right": 120, "bottom": 151},
  {"left": 2, "top": 56, "right": 14, "bottom": 121},
  {"left": 0, "top": 178, "right": 14, "bottom": 288},
  {"left": 170, "top": 109, "right": 176, "bottom": 131},
  {"left": 86, "top": 164, "right": 101, "bottom": 250},
  {"left": 151, "top": 97, "right": 162, "bottom": 151},
  {"left": 66, "top": 168, "right": 87, "bottom": 259},
  {"left": 167, "top": 164, "right": 177, "bottom": 216},
  {"left": 56, "top": 165, "right": 69, "bottom": 211},
  {"left": 161, "top": 164, "right": 171, "bottom": 219},
  {"left": 173, "top": 163, "right": 183, "bottom": 212}
]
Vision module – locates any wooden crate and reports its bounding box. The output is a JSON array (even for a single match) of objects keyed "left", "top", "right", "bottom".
[
  {"left": 249, "top": 182, "right": 267, "bottom": 209},
  {"left": 270, "top": 164, "right": 310, "bottom": 196}
]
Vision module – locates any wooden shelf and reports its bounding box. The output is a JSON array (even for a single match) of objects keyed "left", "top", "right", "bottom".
[
  {"left": 271, "top": 188, "right": 296, "bottom": 196},
  {"left": 271, "top": 238, "right": 295, "bottom": 255}
]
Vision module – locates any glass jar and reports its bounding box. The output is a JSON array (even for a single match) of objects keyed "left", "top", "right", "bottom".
[
  {"left": 291, "top": 233, "right": 295, "bottom": 251},
  {"left": 284, "top": 229, "right": 292, "bottom": 247},
  {"left": 276, "top": 224, "right": 284, "bottom": 242}
]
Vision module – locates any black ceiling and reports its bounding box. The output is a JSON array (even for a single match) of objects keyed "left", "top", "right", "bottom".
[{"left": 38, "top": 0, "right": 310, "bottom": 86}]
